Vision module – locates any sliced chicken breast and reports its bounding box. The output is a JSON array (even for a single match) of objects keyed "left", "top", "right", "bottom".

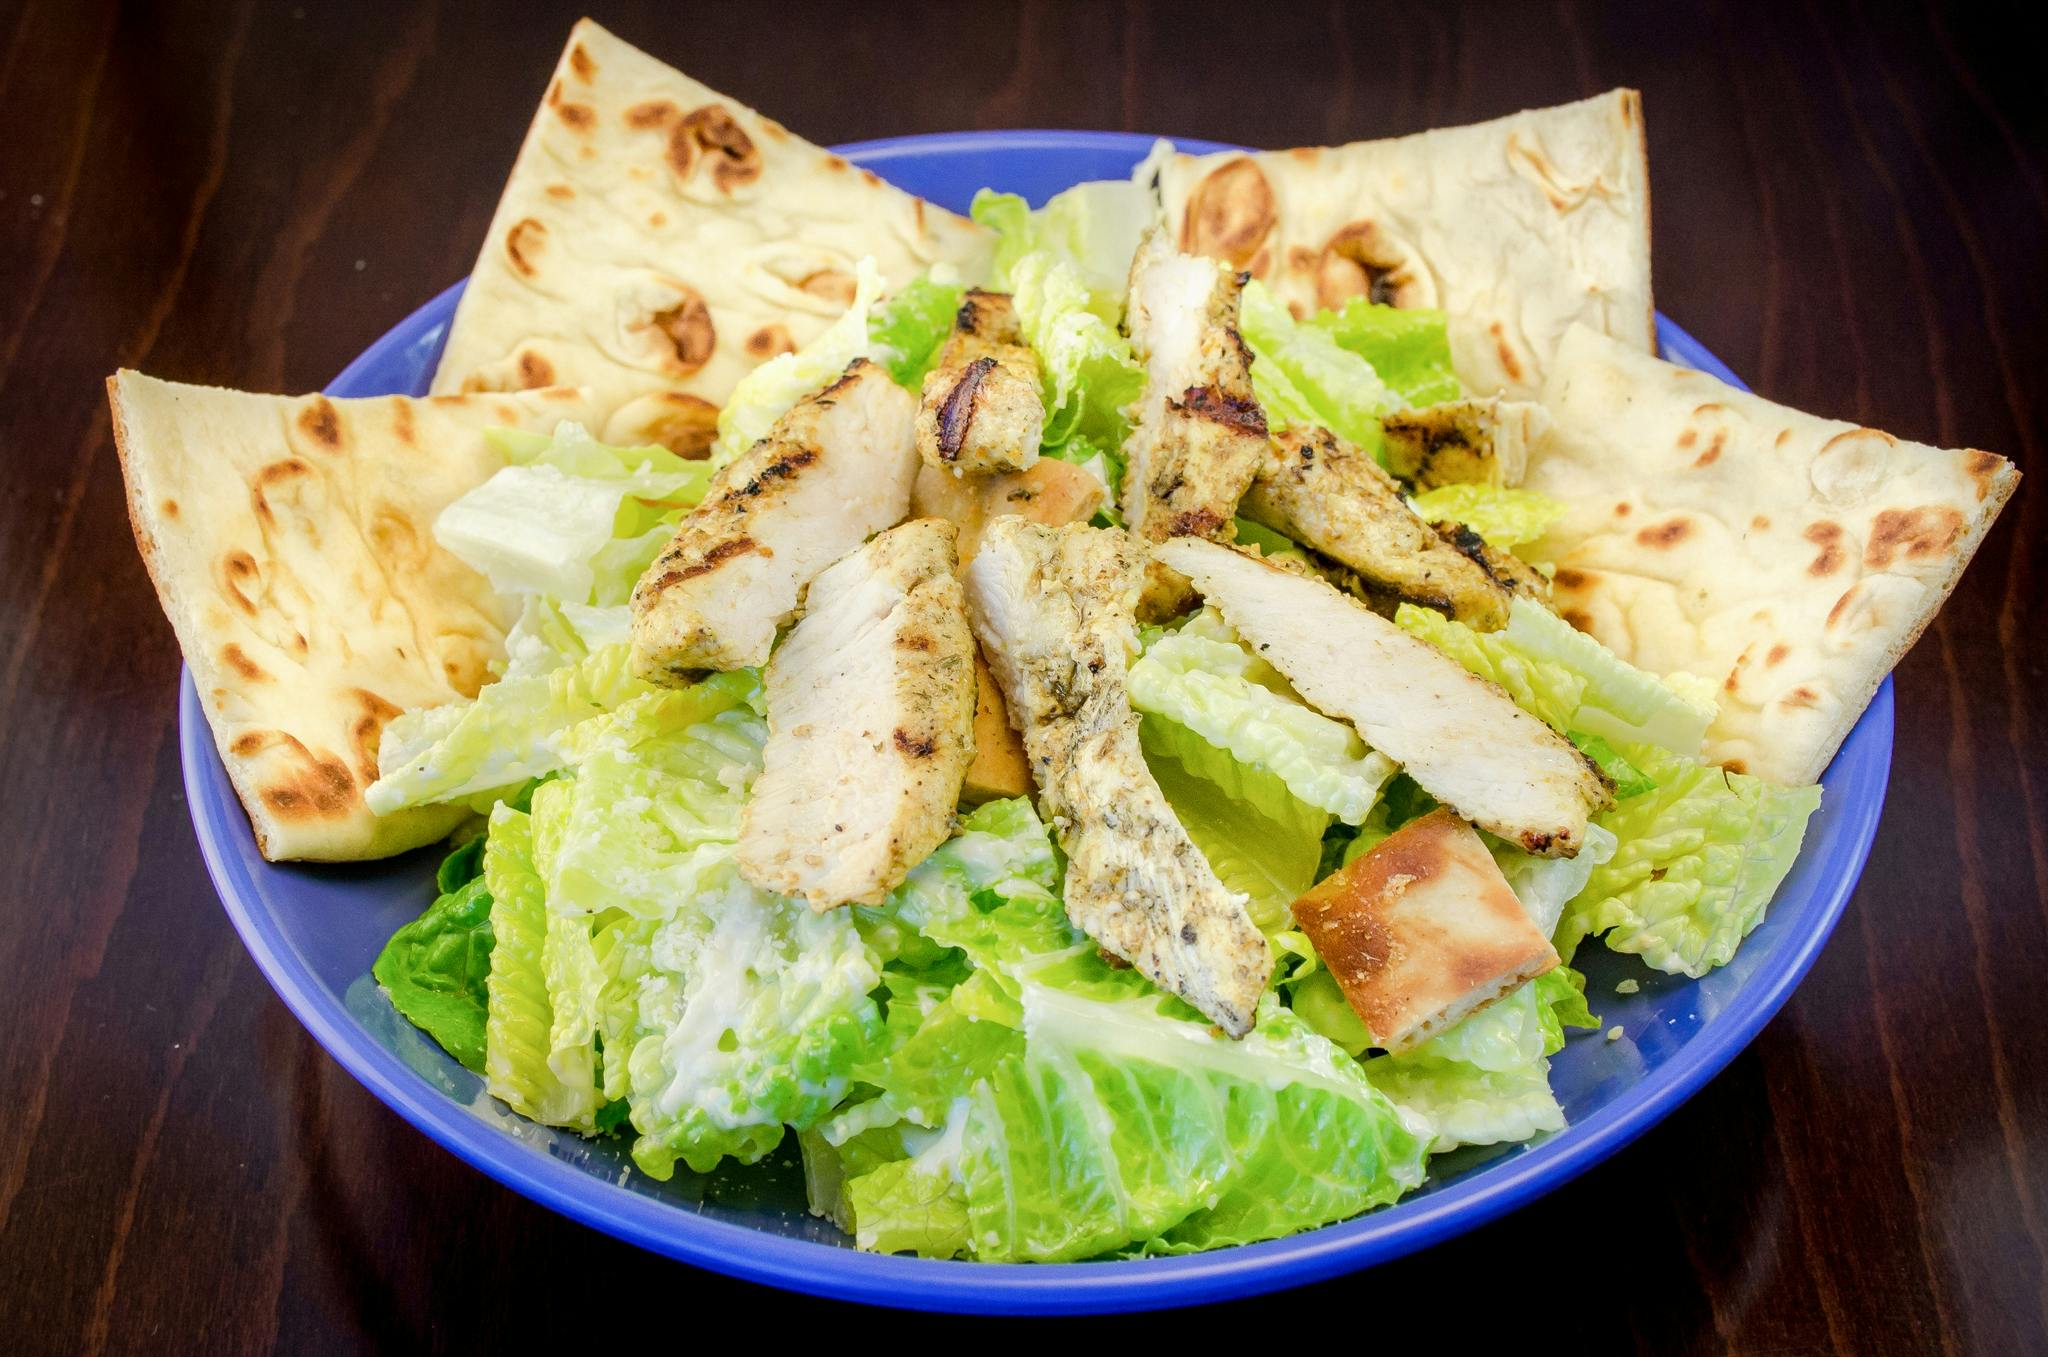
[
  {"left": 1380, "top": 397, "right": 1551, "bottom": 490},
  {"left": 1120, "top": 231, "right": 1269, "bottom": 620},
  {"left": 631, "top": 360, "right": 917, "bottom": 679},
  {"left": 1155, "top": 537, "right": 1611, "bottom": 857},
  {"left": 965, "top": 518, "right": 1271, "bottom": 1035},
  {"left": 737, "top": 518, "right": 976, "bottom": 908},
  {"left": 910, "top": 454, "right": 1107, "bottom": 802},
  {"left": 914, "top": 289, "right": 1046, "bottom": 474},
  {"left": 1242, "top": 426, "right": 1537, "bottom": 630}
]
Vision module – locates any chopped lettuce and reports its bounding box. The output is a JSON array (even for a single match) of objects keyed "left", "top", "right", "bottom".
[
  {"left": 435, "top": 423, "right": 712, "bottom": 606},
  {"left": 1239, "top": 281, "right": 1394, "bottom": 451},
  {"left": 839, "top": 801, "right": 1425, "bottom": 1260},
  {"left": 1141, "top": 716, "right": 1328, "bottom": 932},
  {"left": 963, "top": 990, "right": 1428, "bottom": 1260},
  {"left": 868, "top": 274, "right": 965, "bottom": 389},
  {"left": 1408, "top": 483, "right": 1566, "bottom": 550},
  {"left": 973, "top": 182, "right": 1154, "bottom": 319},
  {"left": 482, "top": 804, "right": 600, "bottom": 1130},
  {"left": 1396, "top": 597, "right": 1717, "bottom": 756},
  {"left": 845, "top": 1121, "right": 974, "bottom": 1256},
  {"left": 1557, "top": 744, "right": 1823, "bottom": 976},
  {"left": 1312, "top": 298, "right": 1463, "bottom": 409},
  {"left": 612, "top": 855, "right": 883, "bottom": 1178},
  {"left": 1361, "top": 968, "right": 1598, "bottom": 1154},
  {"left": 1570, "top": 732, "right": 1657, "bottom": 800},
  {"left": 366, "top": 644, "right": 737, "bottom": 815},
  {"left": 1395, "top": 602, "right": 1586, "bottom": 733},
  {"left": 372, "top": 851, "right": 495, "bottom": 1072},
  {"left": 1497, "top": 601, "right": 1719, "bottom": 753},
  {"left": 533, "top": 674, "right": 766, "bottom": 919},
  {"left": 1129, "top": 610, "right": 1396, "bottom": 824},
  {"left": 1239, "top": 283, "right": 1464, "bottom": 457},
  {"left": 711, "top": 256, "right": 885, "bottom": 466}
]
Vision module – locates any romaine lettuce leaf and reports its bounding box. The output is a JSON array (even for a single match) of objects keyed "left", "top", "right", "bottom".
[
  {"left": 482, "top": 804, "right": 600, "bottom": 1130},
  {"left": 612, "top": 854, "right": 884, "bottom": 1179},
  {"left": 1360, "top": 968, "right": 1596, "bottom": 1154},
  {"left": 1394, "top": 601, "right": 1587, "bottom": 732},
  {"left": 868, "top": 274, "right": 965, "bottom": 389},
  {"left": 847, "top": 800, "right": 1429, "bottom": 1259},
  {"left": 711, "top": 256, "right": 885, "bottom": 466},
  {"left": 1239, "top": 280, "right": 1394, "bottom": 451},
  {"left": 435, "top": 423, "right": 712, "bottom": 606},
  {"left": 372, "top": 865, "right": 495, "bottom": 1073},
  {"left": 1497, "top": 601, "right": 1718, "bottom": 753},
  {"left": 845, "top": 1137, "right": 973, "bottom": 1257},
  {"left": 1365, "top": 1057, "right": 1565, "bottom": 1154},
  {"left": 1141, "top": 715, "right": 1328, "bottom": 932},
  {"left": 1395, "top": 597, "right": 1716, "bottom": 756},
  {"left": 1129, "top": 613, "right": 1396, "bottom": 824},
  {"left": 1311, "top": 298, "right": 1463, "bottom": 409},
  {"left": 973, "top": 182, "right": 1153, "bottom": 319},
  {"left": 961, "top": 990, "right": 1429, "bottom": 1260},
  {"left": 1557, "top": 743, "right": 1823, "bottom": 976},
  {"left": 1408, "top": 483, "right": 1565, "bottom": 549},
  {"left": 536, "top": 678, "right": 765, "bottom": 919},
  {"left": 366, "top": 645, "right": 745, "bottom": 815}
]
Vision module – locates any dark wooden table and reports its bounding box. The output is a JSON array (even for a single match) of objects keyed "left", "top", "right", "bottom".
[{"left": 3, "top": 0, "right": 2042, "bottom": 1349}]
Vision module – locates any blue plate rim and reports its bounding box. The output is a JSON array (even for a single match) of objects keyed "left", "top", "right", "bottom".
[{"left": 177, "top": 129, "right": 1893, "bottom": 1315}]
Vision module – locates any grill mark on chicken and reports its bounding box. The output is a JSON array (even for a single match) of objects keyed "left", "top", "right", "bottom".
[
  {"left": 1120, "top": 232, "right": 1271, "bottom": 620},
  {"left": 914, "top": 290, "right": 1044, "bottom": 474},
  {"left": 935, "top": 356, "right": 998, "bottom": 460},
  {"left": 1176, "top": 384, "right": 1269, "bottom": 438}
]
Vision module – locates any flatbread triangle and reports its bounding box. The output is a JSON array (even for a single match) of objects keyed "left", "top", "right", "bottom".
[
  {"left": 111, "top": 371, "right": 600, "bottom": 860},
  {"left": 429, "top": 18, "right": 991, "bottom": 454}
]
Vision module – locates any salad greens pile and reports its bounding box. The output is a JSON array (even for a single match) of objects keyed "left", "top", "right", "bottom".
[{"left": 365, "top": 172, "right": 1823, "bottom": 1259}]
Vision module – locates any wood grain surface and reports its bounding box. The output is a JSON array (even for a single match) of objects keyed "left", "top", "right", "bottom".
[{"left": 1, "top": 0, "right": 2042, "bottom": 1349}]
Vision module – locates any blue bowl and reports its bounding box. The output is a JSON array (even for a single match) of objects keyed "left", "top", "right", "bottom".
[{"left": 179, "top": 130, "right": 1892, "bottom": 1313}]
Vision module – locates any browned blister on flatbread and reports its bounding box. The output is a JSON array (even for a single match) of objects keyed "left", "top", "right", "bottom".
[
  {"left": 1156, "top": 90, "right": 1652, "bottom": 399},
  {"left": 429, "top": 19, "right": 990, "bottom": 452},
  {"left": 1524, "top": 325, "right": 2020, "bottom": 785},
  {"left": 110, "top": 370, "right": 599, "bottom": 860}
]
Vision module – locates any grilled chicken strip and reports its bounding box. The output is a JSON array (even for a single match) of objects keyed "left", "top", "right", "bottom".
[
  {"left": 911, "top": 455, "right": 1108, "bottom": 802},
  {"left": 631, "top": 360, "right": 917, "bottom": 679},
  {"left": 1428, "top": 519, "right": 1552, "bottom": 608},
  {"left": 1381, "top": 397, "right": 1552, "bottom": 490},
  {"left": 1156, "top": 537, "right": 1612, "bottom": 857},
  {"left": 1242, "top": 426, "right": 1539, "bottom": 630},
  {"left": 737, "top": 518, "right": 976, "bottom": 909},
  {"left": 1120, "top": 231, "right": 1269, "bottom": 620},
  {"left": 965, "top": 519, "right": 1271, "bottom": 1035},
  {"left": 914, "top": 289, "right": 1045, "bottom": 474}
]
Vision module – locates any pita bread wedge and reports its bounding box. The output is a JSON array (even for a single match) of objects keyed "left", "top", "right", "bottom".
[
  {"left": 1157, "top": 90, "right": 1652, "bottom": 400},
  {"left": 430, "top": 19, "right": 990, "bottom": 453},
  {"left": 111, "top": 370, "right": 599, "bottom": 861},
  {"left": 1524, "top": 325, "right": 2020, "bottom": 785}
]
